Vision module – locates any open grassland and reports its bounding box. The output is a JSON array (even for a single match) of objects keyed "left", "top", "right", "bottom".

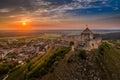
[{"left": 25, "top": 34, "right": 61, "bottom": 40}]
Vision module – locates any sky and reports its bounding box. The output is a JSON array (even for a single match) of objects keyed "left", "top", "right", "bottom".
[{"left": 0, "top": 0, "right": 120, "bottom": 30}]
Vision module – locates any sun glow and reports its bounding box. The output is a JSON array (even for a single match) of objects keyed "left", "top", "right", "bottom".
[
  {"left": 21, "top": 20, "right": 27, "bottom": 26},
  {"left": 18, "top": 19, "right": 32, "bottom": 30},
  {"left": 22, "top": 21, "right": 27, "bottom": 26}
]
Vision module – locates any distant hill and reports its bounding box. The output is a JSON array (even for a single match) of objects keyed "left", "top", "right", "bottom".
[
  {"left": 2, "top": 42, "right": 120, "bottom": 80},
  {"left": 0, "top": 30, "right": 120, "bottom": 40},
  {"left": 101, "top": 32, "right": 120, "bottom": 40}
]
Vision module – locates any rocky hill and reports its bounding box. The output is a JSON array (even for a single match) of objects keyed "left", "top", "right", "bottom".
[{"left": 42, "top": 42, "right": 120, "bottom": 80}]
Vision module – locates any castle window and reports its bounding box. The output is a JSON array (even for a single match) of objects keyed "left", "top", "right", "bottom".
[{"left": 92, "top": 43, "right": 94, "bottom": 47}]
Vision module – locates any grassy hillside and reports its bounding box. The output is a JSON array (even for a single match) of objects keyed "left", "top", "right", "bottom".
[
  {"left": 41, "top": 42, "right": 120, "bottom": 80},
  {"left": 2, "top": 42, "right": 120, "bottom": 80},
  {"left": 97, "top": 42, "right": 120, "bottom": 80},
  {"left": 6, "top": 47, "right": 70, "bottom": 80},
  {"left": 0, "top": 63, "right": 14, "bottom": 80}
]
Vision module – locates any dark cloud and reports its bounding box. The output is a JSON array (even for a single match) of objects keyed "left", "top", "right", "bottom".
[
  {"left": 0, "top": 0, "right": 25, "bottom": 8},
  {"left": 44, "top": 0, "right": 73, "bottom": 5},
  {"left": 0, "top": 0, "right": 120, "bottom": 29},
  {"left": 0, "top": 0, "right": 36, "bottom": 12}
]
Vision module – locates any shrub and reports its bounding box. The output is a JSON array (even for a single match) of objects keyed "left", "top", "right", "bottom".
[
  {"left": 99, "top": 47, "right": 104, "bottom": 56},
  {"left": 39, "top": 67, "right": 47, "bottom": 75},
  {"left": 69, "top": 41, "right": 74, "bottom": 47},
  {"left": 99, "top": 42, "right": 111, "bottom": 56},
  {"left": 78, "top": 50, "right": 87, "bottom": 60},
  {"left": 67, "top": 58, "right": 73, "bottom": 63},
  {"left": 55, "top": 56, "right": 61, "bottom": 61},
  {"left": 50, "top": 67, "right": 54, "bottom": 73},
  {"left": 53, "top": 61, "right": 59, "bottom": 66},
  {"left": 0, "top": 63, "right": 12, "bottom": 76}
]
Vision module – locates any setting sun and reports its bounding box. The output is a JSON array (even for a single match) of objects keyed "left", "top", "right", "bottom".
[
  {"left": 17, "top": 19, "right": 32, "bottom": 30},
  {"left": 22, "top": 21, "right": 27, "bottom": 26}
]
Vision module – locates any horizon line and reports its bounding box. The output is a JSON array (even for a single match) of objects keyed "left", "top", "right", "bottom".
[{"left": 0, "top": 28, "right": 120, "bottom": 31}]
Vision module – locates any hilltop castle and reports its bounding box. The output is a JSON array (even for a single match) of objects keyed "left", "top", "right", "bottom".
[
  {"left": 62, "top": 27, "right": 102, "bottom": 51},
  {"left": 77, "top": 27, "right": 102, "bottom": 51}
]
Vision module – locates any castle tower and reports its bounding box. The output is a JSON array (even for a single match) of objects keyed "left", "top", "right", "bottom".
[{"left": 81, "top": 27, "right": 93, "bottom": 41}]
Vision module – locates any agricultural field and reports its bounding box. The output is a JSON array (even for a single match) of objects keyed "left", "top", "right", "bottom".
[{"left": 0, "top": 34, "right": 61, "bottom": 40}]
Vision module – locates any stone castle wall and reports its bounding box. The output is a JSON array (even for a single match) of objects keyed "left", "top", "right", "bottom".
[{"left": 83, "top": 39, "right": 102, "bottom": 51}]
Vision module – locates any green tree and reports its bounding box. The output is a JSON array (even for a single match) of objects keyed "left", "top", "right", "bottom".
[{"left": 69, "top": 41, "right": 74, "bottom": 47}]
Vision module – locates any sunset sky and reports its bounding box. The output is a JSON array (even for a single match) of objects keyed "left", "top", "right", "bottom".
[{"left": 0, "top": 0, "right": 120, "bottom": 30}]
